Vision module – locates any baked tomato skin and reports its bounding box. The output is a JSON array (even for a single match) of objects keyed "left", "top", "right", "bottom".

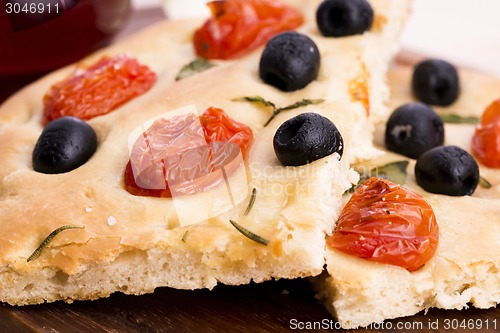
[
  {"left": 328, "top": 177, "right": 439, "bottom": 272},
  {"left": 472, "top": 99, "right": 500, "bottom": 168},
  {"left": 43, "top": 55, "right": 156, "bottom": 123},
  {"left": 200, "top": 106, "right": 253, "bottom": 157},
  {"left": 193, "top": 0, "right": 304, "bottom": 60},
  {"left": 124, "top": 107, "right": 253, "bottom": 198}
]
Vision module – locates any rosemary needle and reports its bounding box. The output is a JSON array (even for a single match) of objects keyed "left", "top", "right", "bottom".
[
  {"left": 27, "top": 225, "right": 84, "bottom": 262},
  {"left": 243, "top": 188, "right": 257, "bottom": 217},
  {"left": 229, "top": 220, "right": 269, "bottom": 246}
]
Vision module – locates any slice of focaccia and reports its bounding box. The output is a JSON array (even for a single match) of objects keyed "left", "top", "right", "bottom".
[
  {"left": 314, "top": 64, "right": 500, "bottom": 328},
  {"left": 0, "top": 0, "right": 411, "bottom": 305}
]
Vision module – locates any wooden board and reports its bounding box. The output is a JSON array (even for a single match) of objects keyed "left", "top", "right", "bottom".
[
  {"left": 0, "top": 279, "right": 498, "bottom": 333},
  {"left": 1, "top": 7, "right": 498, "bottom": 333}
]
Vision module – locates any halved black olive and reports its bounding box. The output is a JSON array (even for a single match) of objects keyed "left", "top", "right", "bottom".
[
  {"left": 316, "top": 0, "right": 374, "bottom": 37},
  {"left": 385, "top": 102, "right": 444, "bottom": 159},
  {"left": 33, "top": 117, "right": 98, "bottom": 174},
  {"left": 259, "top": 32, "right": 320, "bottom": 92},
  {"left": 273, "top": 113, "right": 343, "bottom": 166},
  {"left": 415, "top": 145, "right": 479, "bottom": 196},
  {"left": 412, "top": 59, "right": 460, "bottom": 106}
]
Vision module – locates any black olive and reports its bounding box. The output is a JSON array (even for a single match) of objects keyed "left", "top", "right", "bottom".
[
  {"left": 316, "top": 0, "right": 374, "bottom": 37},
  {"left": 273, "top": 113, "right": 343, "bottom": 166},
  {"left": 259, "top": 31, "right": 320, "bottom": 92},
  {"left": 385, "top": 102, "right": 444, "bottom": 159},
  {"left": 32, "top": 117, "right": 98, "bottom": 174},
  {"left": 415, "top": 146, "right": 479, "bottom": 196},
  {"left": 412, "top": 59, "right": 460, "bottom": 106}
]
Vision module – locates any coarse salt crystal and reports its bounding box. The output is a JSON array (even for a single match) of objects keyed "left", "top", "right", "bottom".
[
  {"left": 85, "top": 207, "right": 93, "bottom": 213},
  {"left": 107, "top": 216, "right": 117, "bottom": 226}
]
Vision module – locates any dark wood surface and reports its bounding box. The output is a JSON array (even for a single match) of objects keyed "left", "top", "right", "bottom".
[
  {"left": 1, "top": 6, "right": 498, "bottom": 333},
  {"left": 1, "top": 279, "right": 498, "bottom": 333}
]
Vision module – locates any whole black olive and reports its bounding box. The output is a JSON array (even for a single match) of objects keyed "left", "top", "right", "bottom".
[
  {"left": 316, "top": 0, "right": 374, "bottom": 37},
  {"left": 259, "top": 31, "right": 320, "bottom": 92},
  {"left": 415, "top": 145, "right": 479, "bottom": 196},
  {"left": 273, "top": 113, "right": 343, "bottom": 166},
  {"left": 385, "top": 102, "right": 444, "bottom": 159},
  {"left": 32, "top": 117, "right": 98, "bottom": 174},
  {"left": 412, "top": 59, "right": 460, "bottom": 106}
]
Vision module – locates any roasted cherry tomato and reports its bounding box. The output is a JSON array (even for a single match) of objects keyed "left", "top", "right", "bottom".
[
  {"left": 472, "top": 99, "right": 500, "bottom": 168},
  {"left": 200, "top": 106, "right": 254, "bottom": 157},
  {"left": 327, "top": 178, "right": 439, "bottom": 272},
  {"left": 193, "top": 0, "right": 304, "bottom": 60},
  {"left": 43, "top": 55, "right": 156, "bottom": 124},
  {"left": 124, "top": 107, "right": 253, "bottom": 198}
]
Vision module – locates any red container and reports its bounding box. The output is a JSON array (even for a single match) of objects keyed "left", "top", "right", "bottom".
[{"left": 0, "top": 0, "right": 131, "bottom": 102}]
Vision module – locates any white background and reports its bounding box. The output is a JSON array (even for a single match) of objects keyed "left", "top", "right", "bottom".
[{"left": 131, "top": 0, "right": 500, "bottom": 76}]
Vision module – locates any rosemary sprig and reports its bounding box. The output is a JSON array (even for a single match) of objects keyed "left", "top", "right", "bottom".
[
  {"left": 438, "top": 113, "right": 479, "bottom": 125},
  {"left": 243, "top": 188, "right": 257, "bottom": 216},
  {"left": 175, "top": 58, "right": 215, "bottom": 81},
  {"left": 264, "top": 99, "right": 325, "bottom": 127},
  {"left": 27, "top": 225, "right": 84, "bottom": 262},
  {"left": 232, "top": 96, "right": 276, "bottom": 109},
  {"left": 182, "top": 231, "right": 190, "bottom": 243},
  {"left": 479, "top": 176, "right": 492, "bottom": 189},
  {"left": 234, "top": 96, "right": 324, "bottom": 127},
  {"left": 229, "top": 220, "right": 269, "bottom": 246}
]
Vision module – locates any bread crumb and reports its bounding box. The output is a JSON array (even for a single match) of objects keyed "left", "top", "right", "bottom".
[{"left": 107, "top": 216, "right": 117, "bottom": 226}]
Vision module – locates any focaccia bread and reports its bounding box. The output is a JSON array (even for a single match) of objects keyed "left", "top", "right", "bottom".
[
  {"left": 0, "top": 0, "right": 411, "bottom": 305},
  {"left": 314, "top": 65, "right": 500, "bottom": 328}
]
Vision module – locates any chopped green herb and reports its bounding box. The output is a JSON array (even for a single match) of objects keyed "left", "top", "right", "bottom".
[
  {"left": 234, "top": 96, "right": 324, "bottom": 127},
  {"left": 348, "top": 161, "right": 409, "bottom": 193},
  {"left": 438, "top": 113, "right": 479, "bottom": 125},
  {"left": 229, "top": 220, "right": 269, "bottom": 246},
  {"left": 182, "top": 231, "right": 189, "bottom": 243},
  {"left": 479, "top": 176, "right": 492, "bottom": 189},
  {"left": 27, "top": 225, "right": 84, "bottom": 262},
  {"left": 175, "top": 58, "right": 215, "bottom": 81}
]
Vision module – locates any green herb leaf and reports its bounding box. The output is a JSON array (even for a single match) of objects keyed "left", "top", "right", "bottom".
[
  {"left": 175, "top": 58, "right": 215, "bottom": 81},
  {"left": 264, "top": 99, "right": 325, "bottom": 127},
  {"left": 233, "top": 96, "right": 276, "bottom": 109},
  {"left": 438, "top": 113, "right": 479, "bottom": 125},
  {"left": 348, "top": 161, "right": 409, "bottom": 193},
  {"left": 182, "top": 231, "right": 189, "bottom": 243},
  {"left": 243, "top": 188, "right": 257, "bottom": 217},
  {"left": 27, "top": 225, "right": 84, "bottom": 262},
  {"left": 276, "top": 99, "right": 325, "bottom": 112},
  {"left": 234, "top": 96, "right": 324, "bottom": 127},
  {"left": 229, "top": 220, "right": 269, "bottom": 246},
  {"left": 479, "top": 176, "right": 492, "bottom": 189}
]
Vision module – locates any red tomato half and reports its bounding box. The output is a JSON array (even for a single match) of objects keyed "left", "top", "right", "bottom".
[
  {"left": 472, "top": 99, "right": 500, "bottom": 168},
  {"left": 328, "top": 178, "right": 439, "bottom": 272},
  {"left": 43, "top": 55, "right": 156, "bottom": 123},
  {"left": 124, "top": 107, "right": 253, "bottom": 198},
  {"left": 193, "top": 0, "right": 304, "bottom": 60}
]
